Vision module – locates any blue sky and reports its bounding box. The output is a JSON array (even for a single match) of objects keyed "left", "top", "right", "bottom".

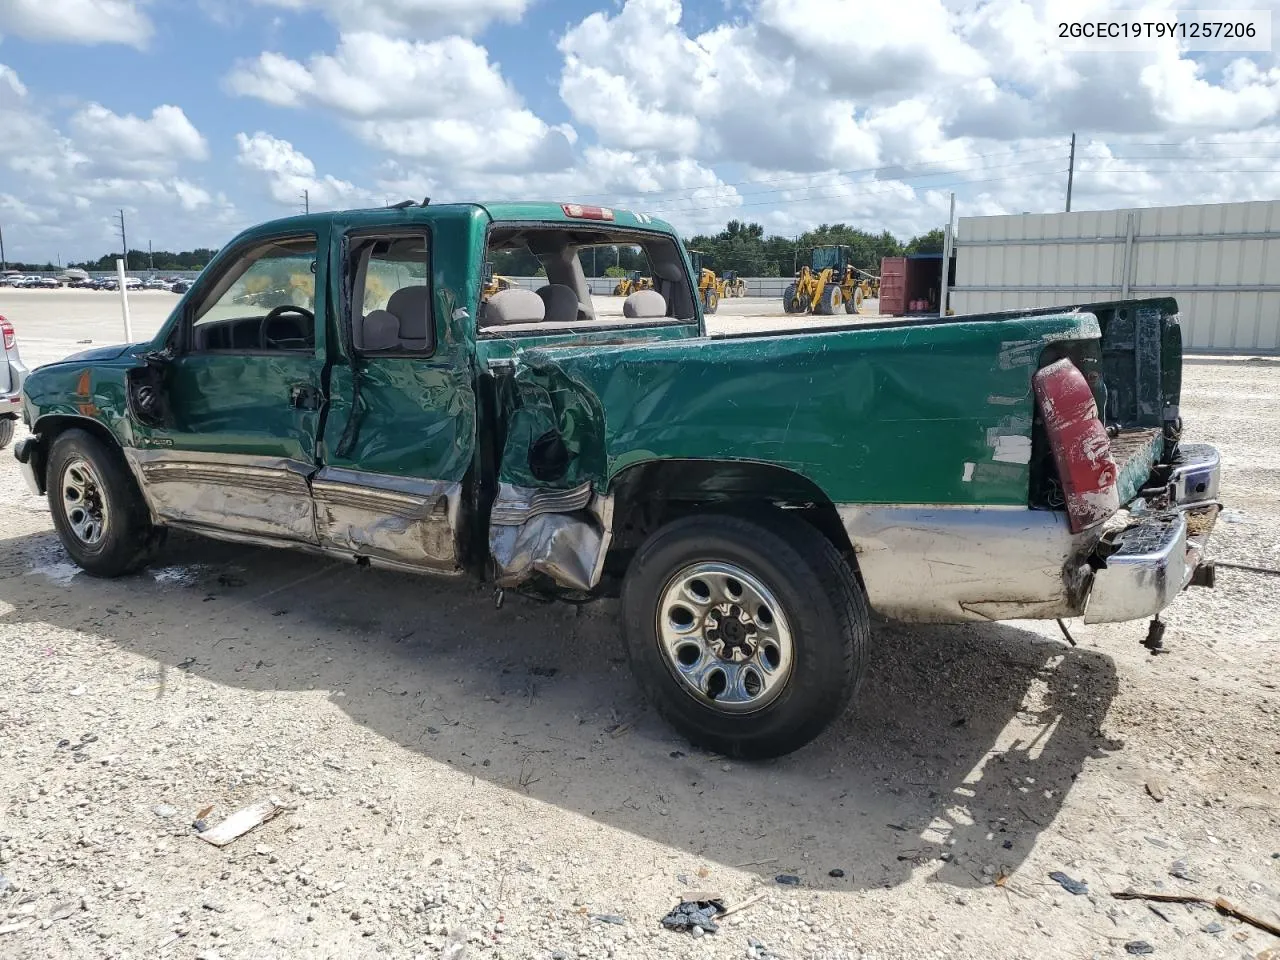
[{"left": 1, "top": 0, "right": 1277, "bottom": 263}]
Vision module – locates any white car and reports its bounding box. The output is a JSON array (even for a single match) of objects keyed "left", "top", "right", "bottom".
[{"left": 1, "top": 315, "right": 27, "bottom": 450}]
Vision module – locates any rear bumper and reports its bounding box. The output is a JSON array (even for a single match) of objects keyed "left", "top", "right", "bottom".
[{"left": 1083, "top": 443, "right": 1221, "bottom": 624}]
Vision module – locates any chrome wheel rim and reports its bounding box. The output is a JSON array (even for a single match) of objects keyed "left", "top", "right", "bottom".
[
  {"left": 656, "top": 561, "right": 794, "bottom": 714},
  {"left": 61, "top": 458, "right": 109, "bottom": 546}
]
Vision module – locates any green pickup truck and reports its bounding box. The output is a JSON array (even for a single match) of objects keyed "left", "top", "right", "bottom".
[{"left": 13, "top": 201, "right": 1220, "bottom": 757}]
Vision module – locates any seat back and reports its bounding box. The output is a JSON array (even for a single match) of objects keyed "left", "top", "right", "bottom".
[{"left": 536, "top": 283, "right": 580, "bottom": 324}]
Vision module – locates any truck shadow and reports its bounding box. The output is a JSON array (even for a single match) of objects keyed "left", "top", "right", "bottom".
[{"left": 0, "top": 528, "right": 1121, "bottom": 893}]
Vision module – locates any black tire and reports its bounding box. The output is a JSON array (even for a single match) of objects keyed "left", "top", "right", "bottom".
[
  {"left": 703, "top": 287, "right": 719, "bottom": 314},
  {"left": 817, "top": 284, "right": 841, "bottom": 316},
  {"left": 782, "top": 283, "right": 804, "bottom": 314},
  {"left": 621, "top": 512, "right": 870, "bottom": 758},
  {"left": 46, "top": 428, "right": 158, "bottom": 577},
  {"left": 0, "top": 417, "right": 13, "bottom": 451}
]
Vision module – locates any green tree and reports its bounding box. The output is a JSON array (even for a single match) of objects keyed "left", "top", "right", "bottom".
[{"left": 905, "top": 229, "right": 945, "bottom": 255}]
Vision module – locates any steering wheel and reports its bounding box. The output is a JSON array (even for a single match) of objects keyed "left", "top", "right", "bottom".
[{"left": 259, "top": 304, "right": 314, "bottom": 350}]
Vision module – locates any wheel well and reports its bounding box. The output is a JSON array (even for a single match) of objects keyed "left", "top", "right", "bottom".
[
  {"left": 604, "top": 458, "right": 859, "bottom": 583},
  {"left": 30, "top": 416, "right": 125, "bottom": 491}
]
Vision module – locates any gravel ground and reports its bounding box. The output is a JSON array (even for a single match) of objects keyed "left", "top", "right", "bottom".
[{"left": 1, "top": 293, "right": 1278, "bottom": 959}]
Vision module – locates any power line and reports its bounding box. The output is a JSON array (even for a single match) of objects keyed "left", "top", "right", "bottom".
[
  {"left": 663, "top": 169, "right": 1070, "bottom": 216},
  {"left": 549, "top": 145, "right": 1073, "bottom": 206}
]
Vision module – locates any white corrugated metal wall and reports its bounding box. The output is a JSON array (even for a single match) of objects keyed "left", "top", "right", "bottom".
[{"left": 951, "top": 200, "right": 1280, "bottom": 352}]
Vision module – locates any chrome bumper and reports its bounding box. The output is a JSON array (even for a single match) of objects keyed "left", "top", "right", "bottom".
[
  {"left": 13, "top": 436, "right": 43, "bottom": 496},
  {"left": 1167, "top": 443, "right": 1220, "bottom": 505},
  {"left": 1084, "top": 443, "right": 1220, "bottom": 624}
]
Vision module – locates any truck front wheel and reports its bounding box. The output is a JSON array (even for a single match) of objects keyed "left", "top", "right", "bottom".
[
  {"left": 622, "top": 512, "right": 870, "bottom": 758},
  {"left": 47, "top": 428, "right": 159, "bottom": 577}
]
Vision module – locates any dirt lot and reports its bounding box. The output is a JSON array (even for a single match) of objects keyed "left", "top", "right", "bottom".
[{"left": 1, "top": 290, "right": 1279, "bottom": 960}]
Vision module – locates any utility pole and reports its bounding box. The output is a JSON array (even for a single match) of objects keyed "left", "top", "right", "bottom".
[
  {"left": 940, "top": 192, "right": 955, "bottom": 319},
  {"left": 148, "top": 240, "right": 154, "bottom": 273},
  {"left": 301, "top": 189, "right": 310, "bottom": 215},
  {"left": 117, "top": 209, "right": 129, "bottom": 271},
  {"left": 1066, "top": 132, "right": 1076, "bottom": 213},
  {"left": 0, "top": 222, "right": 5, "bottom": 272}
]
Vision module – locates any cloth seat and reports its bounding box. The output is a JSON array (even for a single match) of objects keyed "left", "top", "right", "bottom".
[
  {"left": 485, "top": 287, "right": 546, "bottom": 325},
  {"left": 536, "top": 283, "right": 580, "bottom": 324}
]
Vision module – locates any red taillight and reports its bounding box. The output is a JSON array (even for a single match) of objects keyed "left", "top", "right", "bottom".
[
  {"left": 0, "top": 317, "right": 14, "bottom": 351},
  {"left": 1033, "top": 358, "right": 1118, "bottom": 533},
  {"left": 561, "top": 203, "right": 614, "bottom": 221}
]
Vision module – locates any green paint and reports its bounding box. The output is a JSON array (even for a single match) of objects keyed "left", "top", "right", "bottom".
[{"left": 495, "top": 313, "right": 1101, "bottom": 505}]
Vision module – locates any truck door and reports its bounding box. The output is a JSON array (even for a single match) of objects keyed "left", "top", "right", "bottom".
[
  {"left": 315, "top": 225, "right": 475, "bottom": 574},
  {"left": 129, "top": 230, "right": 328, "bottom": 543}
]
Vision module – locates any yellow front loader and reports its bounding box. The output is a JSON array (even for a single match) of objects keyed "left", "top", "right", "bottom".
[
  {"left": 482, "top": 261, "right": 519, "bottom": 299},
  {"left": 690, "top": 251, "right": 721, "bottom": 313},
  {"left": 612, "top": 270, "right": 654, "bottom": 297},
  {"left": 782, "top": 245, "right": 866, "bottom": 316}
]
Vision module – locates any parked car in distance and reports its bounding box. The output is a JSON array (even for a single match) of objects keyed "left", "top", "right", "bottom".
[
  {"left": 12, "top": 202, "right": 1222, "bottom": 758},
  {"left": 169, "top": 280, "right": 191, "bottom": 294},
  {"left": 1, "top": 315, "right": 27, "bottom": 450},
  {"left": 142, "top": 277, "right": 168, "bottom": 290}
]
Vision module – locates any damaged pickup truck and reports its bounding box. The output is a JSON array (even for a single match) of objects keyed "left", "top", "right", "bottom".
[{"left": 14, "top": 201, "right": 1220, "bottom": 757}]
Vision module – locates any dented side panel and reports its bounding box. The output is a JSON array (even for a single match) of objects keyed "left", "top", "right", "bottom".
[{"left": 484, "top": 312, "right": 1101, "bottom": 506}]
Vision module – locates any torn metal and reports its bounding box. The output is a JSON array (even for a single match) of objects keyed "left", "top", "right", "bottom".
[{"left": 488, "top": 481, "right": 614, "bottom": 591}]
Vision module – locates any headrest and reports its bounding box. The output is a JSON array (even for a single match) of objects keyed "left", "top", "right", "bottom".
[
  {"left": 623, "top": 288, "right": 666, "bottom": 319},
  {"left": 362, "top": 310, "right": 400, "bottom": 351},
  {"left": 485, "top": 287, "right": 546, "bottom": 325}
]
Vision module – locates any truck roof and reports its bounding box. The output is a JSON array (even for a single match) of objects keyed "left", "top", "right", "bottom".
[{"left": 244, "top": 202, "right": 679, "bottom": 238}]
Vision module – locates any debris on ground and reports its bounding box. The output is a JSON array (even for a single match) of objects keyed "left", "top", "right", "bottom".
[
  {"left": 828, "top": 868, "right": 845, "bottom": 878},
  {"left": 659, "top": 898, "right": 725, "bottom": 935},
  {"left": 152, "top": 803, "right": 178, "bottom": 819},
  {"left": 1049, "top": 871, "right": 1089, "bottom": 895},
  {"left": 747, "top": 936, "right": 781, "bottom": 959},
  {"left": 1169, "top": 859, "right": 1192, "bottom": 880},
  {"left": 196, "top": 797, "right": 287, "bottom": 847},
  {"left": 589, "top": 913, "right": 626, "bottom": 925},
  {"left": 774, "top": 874, "right": 801, "bottom": 886},
  {"left": 1125, "top": 941, "right": 1155, "bottom": 955},
  {"left": 1112, "top": 890, "right": 1280, "bottom": 938},
  {"left": 1145, "top": 777, "right": 1167, "bottom": 802}
]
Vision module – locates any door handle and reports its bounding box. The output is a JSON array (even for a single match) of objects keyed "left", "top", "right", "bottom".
[{"left": 289, "top": 384, "right": 322, "bottom": 410}]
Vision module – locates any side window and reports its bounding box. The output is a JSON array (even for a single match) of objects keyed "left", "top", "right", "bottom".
[
  {"left": 189, "top": 236, "right": 318, "bottom": 353},
  {"left": 350, "top": 234, "right": 432, "bottom": 354}
]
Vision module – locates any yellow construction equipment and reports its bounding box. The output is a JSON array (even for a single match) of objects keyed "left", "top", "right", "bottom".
[
  {"left": 482, "top": 261, "right": 519, "bottom": 299},
  {"left": 782, "top": 245, "right": 866, "bottom": 316},
  {"left": 612, "top": 270, "right": 653, "bottom": 297},
  {"left": 689, "top": 250, "right": 720, "bottom": 313},
  {"left": 720, "top": 271, "right": 745, "bottom": 298}
]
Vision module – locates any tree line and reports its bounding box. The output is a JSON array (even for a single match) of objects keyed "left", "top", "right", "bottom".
[
  {"left": 490, "top": 221, "right": 946, "bottom": 278},
  {"left": 70, "top": 249, "right": 218, "bottom": 272}
]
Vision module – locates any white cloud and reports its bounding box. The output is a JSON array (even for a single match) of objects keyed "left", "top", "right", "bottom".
[
  {"left": 227, "top": 32, "right": 574, "bottom": 171},
  {"left": 0, "top": 0, "right": 152, "bottom": 47},
  {"left": 248, "top": 0, "right": 528, "bottom": 37},
  {"left": 235, "top": 130, "right": 373, "bottom": 208},
  {"left": 0, "top": 63, "right": 234, "bottom": 263},
  {"left": 70, "top": 103, "right": 209, "bottom": 176}
]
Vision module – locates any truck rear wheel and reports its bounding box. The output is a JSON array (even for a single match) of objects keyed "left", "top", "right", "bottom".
[
  {"left": 621, "top": 512, "right": 870, "bottom": 758},
  {"left": 0, "top": 417, "right": 13, "bottom": 451},
  {"left": 47, "top": 428, "right": 159, "bottom": 577}
]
